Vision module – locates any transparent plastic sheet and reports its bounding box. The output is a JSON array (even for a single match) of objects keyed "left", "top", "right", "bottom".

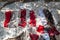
[
  {"left": 0, "top": 2, "right": 51, "bottom": 40},
  {"left": 0, "top": 2, "right": 18, "bottom": 40},
  {"left": 0, "top": 2, "right": 60, "bottom": 40}
]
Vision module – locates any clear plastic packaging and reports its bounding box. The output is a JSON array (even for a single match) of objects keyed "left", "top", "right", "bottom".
[{"left": 0, "top": 2, "right": 60, "bottom": 40}]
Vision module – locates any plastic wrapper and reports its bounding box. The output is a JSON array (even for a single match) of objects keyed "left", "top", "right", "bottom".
[{"left": 0, "top": 2, "right": 60, "bottom": 40}]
